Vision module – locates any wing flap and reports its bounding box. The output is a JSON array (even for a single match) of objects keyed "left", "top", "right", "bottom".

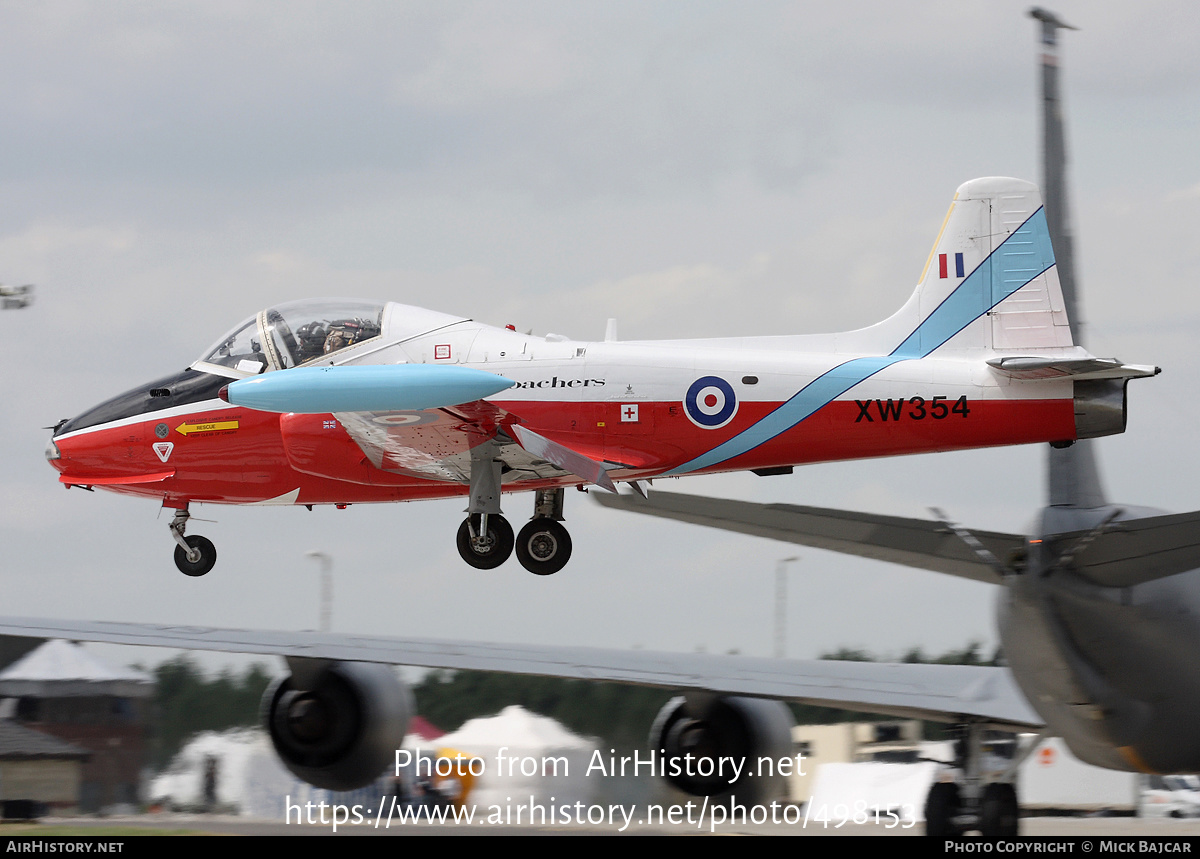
[
  {"left": 510, "top": 424, "right": 617, "bottom": 492},
  {"left": 594, "top": 490, "right": 1022, "bottom": 584}
]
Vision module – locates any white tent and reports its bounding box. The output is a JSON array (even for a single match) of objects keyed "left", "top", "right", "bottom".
[
  {"left": 435, "top": 705, "right": 595, "bottom": 809},
  {"left": 0, "top": 639, "right": 151, "bottom": 698}
]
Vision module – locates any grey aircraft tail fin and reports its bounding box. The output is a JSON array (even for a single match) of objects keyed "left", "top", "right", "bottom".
[{"left": 1034, "top": 9, "right": 1109, "bottom": 511}]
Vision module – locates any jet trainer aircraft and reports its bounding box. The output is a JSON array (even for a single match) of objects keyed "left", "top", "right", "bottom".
[
  {"left": 3, "top": 9, "right": 1187, "bottom": 838},
  {"left": 46, "top": 178, "right": 1154, "bottom": 577}
]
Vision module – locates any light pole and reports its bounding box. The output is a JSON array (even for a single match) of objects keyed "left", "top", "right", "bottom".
[
  {"left": 775, "top": 556, "right": 799, "bottom": 658},
  {"left": 305, "top": 550, "right": 333, "bottom": 632}
]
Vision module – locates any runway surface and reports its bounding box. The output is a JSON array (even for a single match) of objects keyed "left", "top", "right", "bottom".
[{"left": 20, "top": 813, "right": 1200, "bottom": 836}]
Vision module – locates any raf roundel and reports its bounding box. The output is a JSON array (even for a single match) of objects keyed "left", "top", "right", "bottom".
[{"left": 684, "top": 376, "right": 738, "bottom": 429}]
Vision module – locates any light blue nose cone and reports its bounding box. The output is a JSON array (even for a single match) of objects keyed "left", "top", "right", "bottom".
[{"left": 225, "top": 364, "right": 516, "bottom": 413}]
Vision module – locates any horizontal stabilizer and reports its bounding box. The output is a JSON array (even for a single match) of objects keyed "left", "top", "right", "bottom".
[
  {"left": 510, "top": 424, "right": 617, "bottom": 492},
  {"left": 222, "top": 364, "right": 515, "bottom": 414},
  {"left": 594, "top": 490, "right": 1022, "bottom": 584},
  {"left": 1066, "top": 509, "right": 1200, "bottom": 588},
  {"left": 0, "top": 616, "right": 1043, "bottom": 729},
  {"left": 987, "top": 356, "right": 1160, "bottom": 381}
]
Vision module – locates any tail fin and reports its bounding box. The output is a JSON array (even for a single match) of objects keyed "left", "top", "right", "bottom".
[
  {"left": 904, "top": 176, "right": 1074, "bottom": 357},
  {"left": 845, "top": 177, "right": 1078, "bottom": 360},
  {"left": 1034, "top": 13, "right": 1108, "bottom": 509}
]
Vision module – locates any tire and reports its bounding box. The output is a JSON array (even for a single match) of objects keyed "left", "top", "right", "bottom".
[
  {"left": 515, "top": 518, "right": 572, "bottom": 576},
  {"left": 456, "top": 514, "right": 514, "bottom": 569},
  {"left": 980, "top": 782, "right": 1019, "bottom": 838},
  {"left": 174, "top": 535, "right": 217, "bottom": 577},
  {"left": 924, "top": 781, "right": 961, "bottom": 837}
]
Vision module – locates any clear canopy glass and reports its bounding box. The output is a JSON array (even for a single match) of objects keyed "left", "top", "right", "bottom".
[{"left": 198, "top": 299, "right": 384, "bottom": 373}]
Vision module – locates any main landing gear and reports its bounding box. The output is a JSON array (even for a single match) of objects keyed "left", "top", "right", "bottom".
[
  {"left": 457, "top": 513, "right": 514, "bottom": 570},
  {"left": 168, "top": 505, "right": 217, "bottom": 577},
  {"left": 515, "top": 489, "right": 572, "bottom": 576},
  {"left": 923, "top": 722, "right": 1033, "bottom": 837},
  {"left": 456, "top": 509, "right": 574, "bottom": 576},
  {"left": 454, "top": 460, "right": 574, "bottom": 576}
]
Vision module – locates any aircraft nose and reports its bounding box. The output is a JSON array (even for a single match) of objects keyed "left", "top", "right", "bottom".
[{"left": 44, "top": 435, "right": 61, "bottom": 464}]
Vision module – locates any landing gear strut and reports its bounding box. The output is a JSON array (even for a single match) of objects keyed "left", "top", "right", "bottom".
[
  {"left": 168, "top": 506, "right": 217, "bottom": 577},
  {"left": 457, "top": 442, "right": 514, "bottom": 569},
  {"left": 515, "top": 488, "right": 572, "bottom": 576},
  {"left": 923, "top": 722, "right": 1034, "bottom": 837},
  {"left": 455, "top": 441, "right": 576, "bottom": 574}
]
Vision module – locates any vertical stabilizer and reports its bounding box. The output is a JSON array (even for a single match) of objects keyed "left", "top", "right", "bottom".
[{"left": 1032, "top": 8, "right": 1108, "bottom": 509}]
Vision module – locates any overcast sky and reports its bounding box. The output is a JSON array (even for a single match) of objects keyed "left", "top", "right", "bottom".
[{"left": 2, "top": 1, "right": 1198, "bottom": 678}]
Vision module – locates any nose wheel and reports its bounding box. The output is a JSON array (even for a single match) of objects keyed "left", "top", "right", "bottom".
[
  {"left": 456, "top": 513, "right": 514, "bottom": 569},
  {"left": 174, "top": 535, "right": 217, "bottom": 577},
  {"left": 516, "top": 518, "right": 572, "bottom": 576},
  {"left": 168, "top": 506, "right": 217, "bottom": 577}
]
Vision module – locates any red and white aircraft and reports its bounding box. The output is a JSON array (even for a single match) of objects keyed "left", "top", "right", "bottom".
[{"left": 46, "top": 177, "right": 1155, "bottom": 577}]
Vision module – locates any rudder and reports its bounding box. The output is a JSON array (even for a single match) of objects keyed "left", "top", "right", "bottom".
[{"left": 900, "top": 177, "right": 1074, "bottom": 357}]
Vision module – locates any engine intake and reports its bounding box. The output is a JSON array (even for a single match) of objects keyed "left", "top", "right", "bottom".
[
  {"left": 262, "top": 660, "right": 413, "bottom": 791},
  {"left": 650, "top": 696, "right": 794, "bottom": 802}
]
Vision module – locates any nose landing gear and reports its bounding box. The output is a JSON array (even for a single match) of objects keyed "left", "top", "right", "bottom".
[{"left": 168, "top": 506, "right": 217, "bottom": 577}]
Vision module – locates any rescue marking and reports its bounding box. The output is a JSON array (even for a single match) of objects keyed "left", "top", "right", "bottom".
[{"left": 175, "top": 419, "right": 240, "bottom": 436}]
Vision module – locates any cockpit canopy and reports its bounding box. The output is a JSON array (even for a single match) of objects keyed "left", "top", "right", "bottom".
[{"left": 195, "top": 299, "right": 385, "bottom": 377}]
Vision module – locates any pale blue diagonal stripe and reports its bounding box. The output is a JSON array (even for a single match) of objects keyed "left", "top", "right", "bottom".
[{"left": 667, "top": 208, "right": 1054, "bottom": 475}]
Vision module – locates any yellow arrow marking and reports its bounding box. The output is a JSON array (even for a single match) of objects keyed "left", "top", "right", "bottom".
[{"left": 175, "top": 419, "right": 240, "bottom": 436}]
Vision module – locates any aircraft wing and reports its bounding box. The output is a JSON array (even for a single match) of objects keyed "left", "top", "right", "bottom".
[
  {"left": 329, "top": 405, "right": 616, "bottom": 490},
  {"left": 1070, "top": 509, "right": 1200, "bottom": 588},
  {"left": 0, "top": 616, "right": 1042, "bottom": 730},
  {"left": 594, "top": 490, "right": 1023, "bottom": 585},
  {"left": 227, "top": 363, "right": 617, "bottom": 489}
]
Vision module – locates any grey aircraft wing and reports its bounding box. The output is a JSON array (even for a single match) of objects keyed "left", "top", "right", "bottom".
[
  {"left": 0, "top": 615, "right": 1042, "bottom": 730},
  {"left": 1067, "top": 509, "right": 1200, "bottom": 588},
  {"left": 594, "top": 490, "right": 1024, "bottom": 584},
  {"left": 595, "top": 491, "right": 1200, "bottom": 590}
]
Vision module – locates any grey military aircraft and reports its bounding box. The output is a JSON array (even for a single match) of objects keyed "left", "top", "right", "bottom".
[{"left": 593, "top": 7, "right": 1200, "bottom": 836}]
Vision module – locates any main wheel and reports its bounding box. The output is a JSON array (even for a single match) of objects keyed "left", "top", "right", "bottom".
[
  {"left": 456, "top": 514, "right": 514, "bottom": 569},
  {"left": 980, "top": 782, "right": 1019, "bottom": 837},
  {"left": 924, "top": 781, "right": 961, "bottom": 837},
  {"left": 174, "top": 535, "right": 217, "bottom": 577},
  {"left": 515, "top": 518, "right": 572, "bottom": 576}
]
